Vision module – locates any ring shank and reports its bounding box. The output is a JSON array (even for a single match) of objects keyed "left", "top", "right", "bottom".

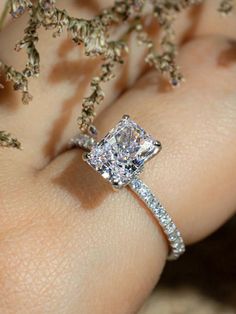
[
  {"left": 72, "top": 128, "right": 186, "bottom": 260},
  {"left": 129, "top": 178, "right": 185, "bottom": 260}
]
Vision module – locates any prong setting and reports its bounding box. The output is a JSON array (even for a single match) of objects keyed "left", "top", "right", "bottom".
[
  {"left": 153, "top": 140, "right": 162, "bottom": 156},
  {"left": 154, "top": 140, "right": 162, "bottom": 149},
  {"left": 112, "top": 181, "right": 123, "bottom": 190},
  {"left": 85, "top": 116, "right": 162, "bottom": 188},
  {"left": 122, "top": 114, "right": 130, "bottom": 120},
  {"left": 82, "top": 152, "right": 88, "bottom": 161}
]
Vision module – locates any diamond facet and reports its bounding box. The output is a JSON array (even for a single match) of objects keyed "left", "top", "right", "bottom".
[{"left": 85, "top": 117, "right": 161, "bottom": 188}]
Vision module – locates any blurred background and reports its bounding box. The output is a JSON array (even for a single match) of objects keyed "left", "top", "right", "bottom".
[{"left": 139, "top": 216, "right": 236, "bottom": 314}]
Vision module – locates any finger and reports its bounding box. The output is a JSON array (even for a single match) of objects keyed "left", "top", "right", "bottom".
[
  {"left": 0, "top": 0, "right": 160, "bottom": 168},
  {"left": 1, "top": 9, "right": 236, "bottom": 314},
  {"left": 2, "top": 1, "right": 236, "bottom": 169},
  {"left": 30, "top": 35, "right": 236, "bottom": 314},
  {"left": 94, "top": 35, "right": 236, "bottom": 244},
  {"left": 193, "top": 0, "right": 236, "bottom": 40}
]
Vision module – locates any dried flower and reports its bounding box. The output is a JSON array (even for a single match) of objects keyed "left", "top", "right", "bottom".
[
  {"left": 10, "top": 0, "right": 32, "bottom": 18},
  {"left": 218, "top": 0, "right": 234, "bottom": 14},
  {"left": 0, "top": 63, "right": 32, "bottom": 104},
  {"left": 0, "top": 0, "right": 233, "bottom": 148},
  {"left": 0, "top": 131, "right": 21, "bottom": 149}
]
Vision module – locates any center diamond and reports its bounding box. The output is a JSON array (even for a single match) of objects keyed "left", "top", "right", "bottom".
[{"left": 85, "top": 116, "right": 161, "bottom": 188}]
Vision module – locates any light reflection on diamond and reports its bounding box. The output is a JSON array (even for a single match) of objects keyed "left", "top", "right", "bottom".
[{"left": 85, "top": 117, "right": 161, "bottom": 187}]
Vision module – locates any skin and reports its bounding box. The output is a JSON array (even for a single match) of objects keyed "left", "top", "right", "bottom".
[{"left": 0, "top": 0, "right": 236, "bottom": 313}]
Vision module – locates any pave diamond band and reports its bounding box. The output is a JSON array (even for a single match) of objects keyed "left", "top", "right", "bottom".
[
  {"left": 129, "top": 178, "right": 185, "bottom": 260},
  {"left": 81, "top": 115, "right": 186, "bottom": 260}
]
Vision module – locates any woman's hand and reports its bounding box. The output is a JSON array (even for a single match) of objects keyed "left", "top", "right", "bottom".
[{"left": 0, "top": 1, "right": 236, "bottom": 313}]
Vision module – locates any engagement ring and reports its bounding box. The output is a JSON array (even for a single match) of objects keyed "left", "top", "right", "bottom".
[{"left": 82, "top": 115, "right": 185, "bottom": 260}]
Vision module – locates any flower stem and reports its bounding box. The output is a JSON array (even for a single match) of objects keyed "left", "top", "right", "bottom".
[{"left": 0, "top": 0, "right": 10, "bottom": 31}]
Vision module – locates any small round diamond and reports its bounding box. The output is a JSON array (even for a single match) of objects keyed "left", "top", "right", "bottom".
[
  {"left": 131, "top": 179, "right": 141, "bottom": 190},
  {"left": 169, "top": 231, "right": 178, "bottom": 242},
  {"left": 146, "top": 195, "right": 155, "bottom": 207},
  {"left": 160, "top": 214, "right": 171, "bottom": 226}
]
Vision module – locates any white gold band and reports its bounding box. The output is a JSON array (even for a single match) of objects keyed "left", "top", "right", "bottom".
[
  {"left": 129, "top": 178, "right": 185, "bottom": 260},
  {"left": 73, "top": 115, "right": 186, "bottom": 260}
]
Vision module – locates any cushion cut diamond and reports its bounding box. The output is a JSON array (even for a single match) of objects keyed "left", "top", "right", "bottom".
[{"left": 85, "top": 116, "right": 161, "bottom": 188}]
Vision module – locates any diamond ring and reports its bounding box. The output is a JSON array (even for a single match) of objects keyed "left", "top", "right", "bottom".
[{"left": 82, "top": 115, "right": 185, "bottom": 260}]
